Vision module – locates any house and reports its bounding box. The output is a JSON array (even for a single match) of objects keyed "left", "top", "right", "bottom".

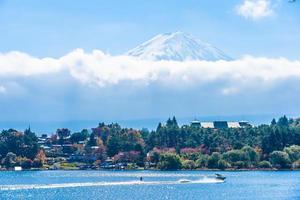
[
  {"left": 213, "top": 121, "right": 228, "bottom": 129},
  {"left": 100, "top": 158, "right": 115, "bottom": 169},
  {"left": 201, "top": 122, "right": 215, "bottom": 128},
  {"left": 191, "top": 120, "right": 251, "bottom": 129},
  {"left": 227, "top": 122, "right": 241, "bottom": 128},
  {"left": 190, "top": 120, "right": 201, "bottom": 127},
  {"left": 38, "top": 134, "right": 50, "bottom": 145}
]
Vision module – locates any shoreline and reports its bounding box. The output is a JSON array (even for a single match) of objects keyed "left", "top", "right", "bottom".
[{"left": 1, "top": 168, "right": 299, "bottom": 172}]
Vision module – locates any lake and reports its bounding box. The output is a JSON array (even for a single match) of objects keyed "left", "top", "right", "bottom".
[{"left": 0, "top": 170, "right": 299, "bottom": 200}]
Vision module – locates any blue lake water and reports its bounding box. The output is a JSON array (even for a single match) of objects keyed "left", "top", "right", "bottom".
[{"left": 0, "top": 170, "right": 299, "bottom": 200}]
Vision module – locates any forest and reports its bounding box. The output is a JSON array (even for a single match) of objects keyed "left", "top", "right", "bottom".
[{"left": 0, "top": 116, "right": 300, "bottom": 170}]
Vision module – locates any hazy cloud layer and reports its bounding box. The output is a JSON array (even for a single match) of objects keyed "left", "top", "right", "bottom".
[{"left": 0, "top": 49, "right": 299, "bottom": 121}]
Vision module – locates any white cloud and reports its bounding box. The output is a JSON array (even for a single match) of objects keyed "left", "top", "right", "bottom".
[
  {"left": 0, "top": 49, "right": 300, "bottom": 121},
  {"left": 0, "top": 49, "right": 300, "bottom": 95},
  {"left": 236, "top": 0, "right": 274, "bottom": 20},
  {"left": 0, "top": 51, "right": 61, "bottom": 76}
]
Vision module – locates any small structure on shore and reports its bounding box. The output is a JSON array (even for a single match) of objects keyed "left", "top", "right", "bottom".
[{"left": 14, "top": 166, "right": 22, "bottom": 171}]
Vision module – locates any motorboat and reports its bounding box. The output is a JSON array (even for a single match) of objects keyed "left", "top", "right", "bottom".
[{"left": 215, "top": 173, "right": 226, "bottom": 181}]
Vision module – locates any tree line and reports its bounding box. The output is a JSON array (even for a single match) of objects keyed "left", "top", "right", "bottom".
[{"left": 0, "top": 116, "right": 300, "bottom": 170}]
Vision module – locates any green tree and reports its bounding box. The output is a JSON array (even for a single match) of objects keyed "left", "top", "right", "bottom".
[
  {"left": 271, "top": 118, "right": 277, "bottom": 126},
  {"left": 32, "top": 158, "right": 43, "bottom": 168},
  {"left": 242, "top": 146, "right": 259, "bottom": 166},
  {"left": 2, "top": 152, "right": 17, "bottom": 168},
  {"left": 56, "top": 128, "right": 71, "bottom": 144},
  {"left": 262, "top": 127, "right": 285, "bottom": 154},
  {"left": 269, "top": 151, "right": 291, "bottom": 168},
  {"left": 196, "top": 155, "right": 208, "bottom": 168},
  {"left": 106, "top": 135, "right": 121, "bottom": 157},
  {"left": 292, "top": 118, "right": 300, "bottom": 128},
  {"left": 207, "top": 152, "right": 221, "bottom": 169},
  {"left": 0, "top": 129, "right": 38, "bottom": 160},
  {"left": 87, "top": 133, "right": 97, "bottom": 147},
  {"left": 158, "top": 153, "right": 182, "bottom": 170},
  {"left": 223, "top": 150, "right": 244, "bottom": 163},
  {"left": 182, "top": 160, "right": 196, "bottom": 169},
  {"left": 292, "top": 159, "right": 300, "bottom": 169},
  {"left": 20, "top": 158, "right": 32, "bottom": 169},
  {"left": 23, "top": 128, "right": 38, "bottom": 159},
  {"left": 0, "top": 142, "right": 8, "bottom": 159},
  {"left": 284, "top": 145, "right": 300, "bottom": 162},
  {"left": 258, "top": 161, "right": 272, "bottom": 168},
  {"left": 277, "top": 115, "right": 289, "bottom": 127},
  {"left": 70, "top": 129, "right": 89, "bottom": 144},
  {"left": 218, "top": 159, "right": 230, "bottom": 170}
]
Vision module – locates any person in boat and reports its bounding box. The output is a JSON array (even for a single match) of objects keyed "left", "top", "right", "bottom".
[
  {"left": 215, "top": 173, "right": 226, "bottom": 180},
  {"left": 179, "top": 179, "right": 191, "bottom": 183}
]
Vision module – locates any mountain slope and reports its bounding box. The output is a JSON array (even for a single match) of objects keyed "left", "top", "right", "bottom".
[{"left": 126, "top": 32, "right": 232, "bottom": 61}]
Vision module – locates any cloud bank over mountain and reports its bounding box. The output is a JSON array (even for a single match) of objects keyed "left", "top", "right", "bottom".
[
  {"left": 1, "top": 49, "right": 299, "bottom": 90},
  {"left": 0, "top": 48, "right": 299, "bottom": 122}
]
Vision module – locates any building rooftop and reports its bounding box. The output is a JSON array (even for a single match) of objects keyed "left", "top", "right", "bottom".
[{"left": 190, "top": 120, "right": 251, "bottom": 129}]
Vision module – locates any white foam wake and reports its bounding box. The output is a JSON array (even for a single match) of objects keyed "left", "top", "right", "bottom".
[
  {"left": 57, "top": 172, "right": 217, "bottom": 178},
  {"left": 0, "top": 178, "right": 224, "bottom": 191}
]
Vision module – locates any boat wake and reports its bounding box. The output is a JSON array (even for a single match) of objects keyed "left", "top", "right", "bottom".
[{"left": 0, "top": 178, "right": 224, "bottom": 191}]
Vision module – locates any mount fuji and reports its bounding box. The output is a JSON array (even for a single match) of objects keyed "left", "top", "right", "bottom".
[{"left": 126, "top": 32, "right": 232, "bottom": 61}]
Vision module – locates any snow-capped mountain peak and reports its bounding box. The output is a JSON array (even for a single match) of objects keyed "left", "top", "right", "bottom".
[{"left": 126, "top": 31, "right": 232, "bottom": 61}]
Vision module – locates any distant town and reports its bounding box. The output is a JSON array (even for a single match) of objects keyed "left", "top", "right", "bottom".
[{"left": 1, "top": 116, "right": 300, "bottom": 171}]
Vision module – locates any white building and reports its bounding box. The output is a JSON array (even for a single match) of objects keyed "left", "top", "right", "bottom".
[{"left": 191, "top": 120, "right": 251, "bottom": 129}]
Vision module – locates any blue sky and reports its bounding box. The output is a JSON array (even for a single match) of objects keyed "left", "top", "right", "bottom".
[
  {"left": 0, "top": 0, "right": 300, "bottom": 131},
  {"left": 0, "top": 0, "right": 299, "bottom": 58}
]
